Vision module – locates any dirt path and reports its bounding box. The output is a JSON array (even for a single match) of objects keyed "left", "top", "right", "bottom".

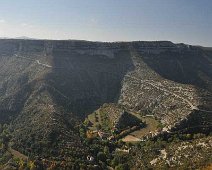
[
  {"left": 126, "top": 75, "right": 212, "bottom": 112},
  {"left": 36, "top": 60, "right": 52, "bottom": 68},
  {"left": 146, "top": 79, "right": 197, "bottom": 110},
  {"left": 122, "top": 135, "right": 141, "bottom": 142},
  {"left": 9, "top": 148, "right": 28, "bottom": 161},
  {"left": 15, "top": 54, "right": 52, "bottom": 68}
]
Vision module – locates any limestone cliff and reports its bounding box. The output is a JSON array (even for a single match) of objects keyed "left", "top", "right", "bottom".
[{"left": 0, "top": 39, "right": 211, "bottom": 160}]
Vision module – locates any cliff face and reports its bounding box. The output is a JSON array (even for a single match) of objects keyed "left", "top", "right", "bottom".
[
  {"left": 118, "top": 47, "right": 212, "bottom": 132},
  {"left": 0, "top": 39, "right": 182, "bottom": 120},
  {"left": 0, "top": 40, "right": 134, "bottom": 121},
  {"left": 0, "top": 39, "right": 211, "bottom": 158}
]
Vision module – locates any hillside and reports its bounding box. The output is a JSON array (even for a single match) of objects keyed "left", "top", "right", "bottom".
[
  {"left": 129, "top": 135, "right": 212, "bottom": 169},
  {"left": 0, "top": 39, "right": 211, "bottom": 169}
]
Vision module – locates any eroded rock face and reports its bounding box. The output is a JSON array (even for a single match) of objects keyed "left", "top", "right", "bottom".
[
  {"left": 118, "top": 47, "right": 212, "bottom": 132},
  {"left": 0, "top": 39, "right": 211, "bottom": 158}
]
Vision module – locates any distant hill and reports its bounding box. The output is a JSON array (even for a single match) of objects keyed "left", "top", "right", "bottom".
[
  {"left": 14, "top": 36, "right": 37, "bottom": 40},
  {"left": 0, "top": 36, "right": 37, "bottom": 40}
]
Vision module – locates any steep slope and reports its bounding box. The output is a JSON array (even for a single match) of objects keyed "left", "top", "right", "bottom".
[
  {"left": 47, "top": 43, "right": 134, "bottom": 116},
  {"left": 0, "top": 40, "right": 88, "bottom": 164},
  {"left": 0, "top": 47, "right": 51, "bottom": 123},
  {"left": 128, "top": 135, "right": 212, "bottom": 169},
  {"left": 118, "top": 44, "right": 212, "bottom": 133},
  {"left": 0, "top": 39, "right": 211, "bottom": 164}
]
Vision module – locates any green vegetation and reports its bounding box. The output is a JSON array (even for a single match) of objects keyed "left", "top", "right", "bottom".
[
  {"left": 0, "top": 40, "right": 211, "bottom": 169},
  {"left": 87, "top": 104, "right": 144, "bottom": 135},
  {"left": 128, "top": 133, "right": 212, "bottom": 169},
  {"left": 128, "top": 113, "right": 160, "bottom": 139}
]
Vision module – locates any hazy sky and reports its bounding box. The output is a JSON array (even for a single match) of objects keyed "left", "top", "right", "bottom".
[{"left": 0, "top": 0, "right": 211, "bottom": 46}]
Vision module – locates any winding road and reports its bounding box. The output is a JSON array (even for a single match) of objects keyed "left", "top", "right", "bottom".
[
  {"left": 36, "top": 60, "right": 52, "bottom": 68},
  {"left": 15, "top": 54, "right": 52, "bottom": 68},
  {"left": 15, "top": 53, "right": 212, "bottom": 113},
  {"left": 126, "top": 75, "right": 212, "bottom": 113}
]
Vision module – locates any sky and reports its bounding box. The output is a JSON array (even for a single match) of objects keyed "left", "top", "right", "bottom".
[{"left": 0, "top": 0, "right": 211, "bottom": 46}]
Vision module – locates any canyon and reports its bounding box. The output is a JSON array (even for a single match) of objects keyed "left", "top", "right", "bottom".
[{"left": 0, "top": 39, "right": 211, "bottom": 169}]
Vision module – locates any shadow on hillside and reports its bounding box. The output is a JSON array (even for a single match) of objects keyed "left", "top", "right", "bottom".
[
  {"left": 141, "top": 50, "right": 212, "bottom": 92},
  {"left": 141, "top": 49, "right": 212, "bottom": 106},
  {"left": 47, "top": 48, "right": 135, "bottom": 119},
  {"left": 141, "top": 49, "right": 212, "bottom": 133}
]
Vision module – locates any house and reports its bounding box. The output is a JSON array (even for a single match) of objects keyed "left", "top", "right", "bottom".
[
  {"left": 87, "top": 155, "right": 94, "bottom": 162},
  {"left": 97, "top": 130, "right": 110, "bottom": 140}
]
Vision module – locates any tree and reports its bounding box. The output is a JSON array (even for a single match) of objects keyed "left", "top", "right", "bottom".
[
  {"left": 111, "top": 157, "right": 119, "bottom": 167},
  {"left": 104, "top": 146, "right": 110, "bottom": 155},
  {"left": 1, "top": 134, "right": 10, "bottom": 149},
  {"left": 115, "top": 163, "right": 129, "bottom": 170},
  {"left": 96, "top": 124, "right": 101, "bottom": 130},
  {"left": 97, "top": 152, "right": 107, "bottom": 162},
  {"left": 0, "top": 124, "right": 2, "bottom": 133}
]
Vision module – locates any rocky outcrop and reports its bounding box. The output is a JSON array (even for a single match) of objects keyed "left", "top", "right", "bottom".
[{"left": 0, "top": 39, "right": 211, "bottom": 159}]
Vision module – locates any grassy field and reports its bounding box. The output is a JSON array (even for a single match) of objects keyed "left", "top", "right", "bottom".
[
  {"left": 87, "top": 106, "right": 160, "bottom": 142},
  {"left": 87, "top": 111, "right": 101, "bottom": 131},
  {"left": 122, "top": 113, "right": 160, "bottom": 142},
  {"left": 131, "top": 116, "right": 159, "bottom": 137},
  {"left": 87, "top": 109, "right": 112, "bottom": 131}
]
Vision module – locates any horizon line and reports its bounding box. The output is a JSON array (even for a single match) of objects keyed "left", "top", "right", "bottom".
[{"left": 0, "top": 36, "right": 210, "bottom": 47}]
